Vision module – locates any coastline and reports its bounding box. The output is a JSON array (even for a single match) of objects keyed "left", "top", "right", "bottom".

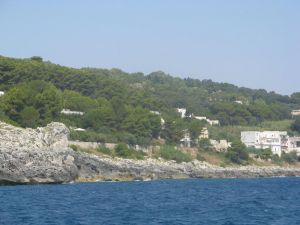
[
  {"left": 1, "top": 121, "right": 300, "bottom": 185},
  {"left": 72, "top": 152, "right": 300, "bottom": 183},
  {"left": 74, "top": 175, "right": 300, "bottom": 184}
]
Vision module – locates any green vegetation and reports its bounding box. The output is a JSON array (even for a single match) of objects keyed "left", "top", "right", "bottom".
[
  {"left": 246, "top": 147, "right": 273, "bottom": 160},
  {"left": 291, "top": 116, "right": 300, "bottom": 133},
  {"left": 196, "top": 150, "right": 231, "bottom": 166},
  {"left": 225, "top": 141, "right": 249, "bottom": 164},
  {"left": 96, "top": 146, "right": 112, "bottom": 156},
  {"left": 196, "top": 153, "right": 206, "bottom": 161},
  {"left": 1, "top": 56, "right": 299, "bottom": 125},
  {"left": 281, "top": 151, "right": 299, "bottom": 164},
  {"left": 1, "top": 55, "right": 300, "bottom": 160},
  {"left": 0, "top": 80, "right": 62, "bottom": 127},
  {"left": 157, "top": 145, "right": 192, "bottom": 163},
  {"left": 69, "top": 144, "right": 79, "bottom": 152},
  {"left": 114, "top": 143, "right": 146, "bottom": 159},
  {"left": 198, "top": 138, "right": 212, "bottom": 150},
  {"left": 69, "top": 143, "right": 145, "bottom": 159}
]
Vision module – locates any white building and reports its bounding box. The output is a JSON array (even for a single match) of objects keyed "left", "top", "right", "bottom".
[
  {"left": 180, "top": 131, "right": 191, "bottom": 147},
  {"left": 73, "top": 128, "right": 86, "bottom": 132},
  {"left": 194, "top": 116, "right": 207, "bottom": 121},
  {"left": 176, "top": 108, "right": 187, "bottom": 118},
  {"left": 241, "top": 131, "right": 288, "bottom": 156},
  {"left": 0, "top": 91, "right": 4, "bottom": 96},
  {"left": 210, "top": 139, "right": 231, "bottom": 152},
  {"left": 210, "top": 120, "right": 220, "bottom": 126},
  {"left": 61, "top": 109, "right": 84, "bottom": 115},
  {"left": 176, "top": 108, "right": 219, "bottom": 126},
  {"left": 291, "top": 110, "right": 300, "bottom": 116},
  {"left": 150, "top": 110, "right": 160, "bottom": 115},
  {"left": 160, "top": 118, "right": 165, "bottom": 127},
  {"left": 287, "top": 137, "right": 300, "bottom": 153},
  {"left": 69, "top": 127, "right": 86, "bottom": 132},
  {"left": 199, "top": 127, "right": 209, "bottom": 139},
  {"left": 194, "top": 116, "right": 219, "bottom": 126},
  {"left": 234, "top": 100, "right": 243, "bottom": 104}
]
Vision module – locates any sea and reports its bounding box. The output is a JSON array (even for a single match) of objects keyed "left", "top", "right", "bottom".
[{"left": 0, "top": 177, "right": 299, "bottom": 225}]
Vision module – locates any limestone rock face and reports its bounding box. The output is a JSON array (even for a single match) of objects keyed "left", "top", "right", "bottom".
[
  {"left": 0, "top": 122, "right": 69, "bottom": 150},
  {"left": 0, "top": 122, "right": 78, "bottom": 184}
]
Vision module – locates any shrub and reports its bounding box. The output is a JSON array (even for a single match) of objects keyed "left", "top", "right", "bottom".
[
  {"left": 281, "top": 151, "right": 299, "bottom": 164},
  {"left": 271, "top": 154, "right": 283, "bottom": 165},
  {"left": 69, "top": 144, "right": 79, "bottom": 151},
  {"left": 198, "top": 138, "right": 212, "bottom": 150},
  {"left": 196, "top": 153, "right": 205, "bottom": 161},
  {"left": 246, "top": 147, "right": 272, "bottom": 160},
  {"left": 69, "top": 130, "right": 118, "bottom": 143},
  {"left": 291, "top": 116, "right": 300, "bottom": 133},
  {"left": 115, "top": 143, "right": 132, "bottom": 158},
  {"left": 19, "top": 106, "right": 40, "bottom": 128},
  {"left": 259, "top": 149, "right": 273, "bottom": 160},
  {"left": 158, "top": 145, "right": 192, "bottom": 163},
  {"left": 114, "top": 143, "right": 145, "bottom": 159},
  {"left": 226, "top": 141, "right": 249, "bottom": 164},
  {"left": 97, "top": 146, "right": 112, "bottom": 155}
]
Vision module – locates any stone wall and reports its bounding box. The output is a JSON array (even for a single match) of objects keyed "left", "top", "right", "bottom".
[{"left": 68, "top": 140, "right": 158, "bottom": 154}]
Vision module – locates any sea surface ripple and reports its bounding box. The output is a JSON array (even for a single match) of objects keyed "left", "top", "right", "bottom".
[{"left": 0, "top": 177, "right": 299, "bottom": 225}]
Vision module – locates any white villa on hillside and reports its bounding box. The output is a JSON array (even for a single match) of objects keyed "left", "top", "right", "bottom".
[
  {"left": 291, "top": 109, "right": 300, "bottom": 117},
  {"left": 194, "top": 116, "right": 219, "bottom": 126},
  {"left": 234, "top": 100, "right": 243, "bottom": 104},
  {"left": 241, "top": 131, "right": 300, "bottom": 156},
  {"left": 199, "top": 127, "right": 209, "bottom": 139},
  {"left": 210, "top": 139, "right": 231, "bottom": 152},
  {"left": 61, "top": 109, "right": 84, "bottom": 115},
  {"left": 180, "top": 130, "right": 191, "bottom": 147},
  {"left": 176, "top": 108, "right": 219, "bottom": 126},
  {"left": 176, "top": 108, "right": 188, "bottom": 118},
  {"left": 0, "top": 91, "right": 4, "bottom": 96}
]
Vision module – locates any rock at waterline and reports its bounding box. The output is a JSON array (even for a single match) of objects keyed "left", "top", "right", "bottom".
[{"left": 0, "top": 122, "right": 78, "bottom": 184}]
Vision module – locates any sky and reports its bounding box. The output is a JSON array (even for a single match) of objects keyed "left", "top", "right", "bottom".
[{"left": 0, "top": 0, "right": 299, "bottom": 95}]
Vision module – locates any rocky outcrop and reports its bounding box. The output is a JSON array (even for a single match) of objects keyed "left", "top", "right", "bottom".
[
  {"left": 72, "top": 153, "right": 300, "bottom": 182},
  {"left": 1, "top": 121, "right": 300, "bottom": 184},
  {"left": 0, "top": 121, "right": 69, "bottom": 150},
  {"left": 0, "top": 122, "right": 78, "bottom": 184}
]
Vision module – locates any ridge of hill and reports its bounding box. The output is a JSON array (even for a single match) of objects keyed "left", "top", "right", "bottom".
[{"left": 0, "top": 55, "right": 300, "bottom": 145}]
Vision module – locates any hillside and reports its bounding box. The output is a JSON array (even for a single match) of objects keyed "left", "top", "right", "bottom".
[{"left": 0, "top": 55, "right": 300, "bottom": 146}]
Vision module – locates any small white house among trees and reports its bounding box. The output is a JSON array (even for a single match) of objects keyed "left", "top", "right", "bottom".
[
  {"left": 61, "top": 109, "right": 84, "bottom": 115},
  {"left": 291, "top": 109, "right": 300, "bottom": 116},
  {"left": 176, "top": 108, "right": 219, "bottom": 125}
]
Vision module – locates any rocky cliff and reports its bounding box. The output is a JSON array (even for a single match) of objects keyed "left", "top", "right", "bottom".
[
  {"left": 0, "top": 121, "right": 78, "bottom": 184},
  {"left": 1, "top": 121, "right": 300, "bottom": 184}
]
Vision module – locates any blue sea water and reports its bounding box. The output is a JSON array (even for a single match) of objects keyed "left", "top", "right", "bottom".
[{"left": 0, "top": 178, "right": 299, "bottom": 225}]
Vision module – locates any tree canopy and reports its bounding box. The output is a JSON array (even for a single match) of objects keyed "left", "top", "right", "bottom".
[{"left": 0, "top": 55, "right": 298, "bottom": 145}]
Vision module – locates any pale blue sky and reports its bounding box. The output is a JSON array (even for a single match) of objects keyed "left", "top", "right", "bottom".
[{"left": 0, "top": 0, "right": 299, "bottom": 94}]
